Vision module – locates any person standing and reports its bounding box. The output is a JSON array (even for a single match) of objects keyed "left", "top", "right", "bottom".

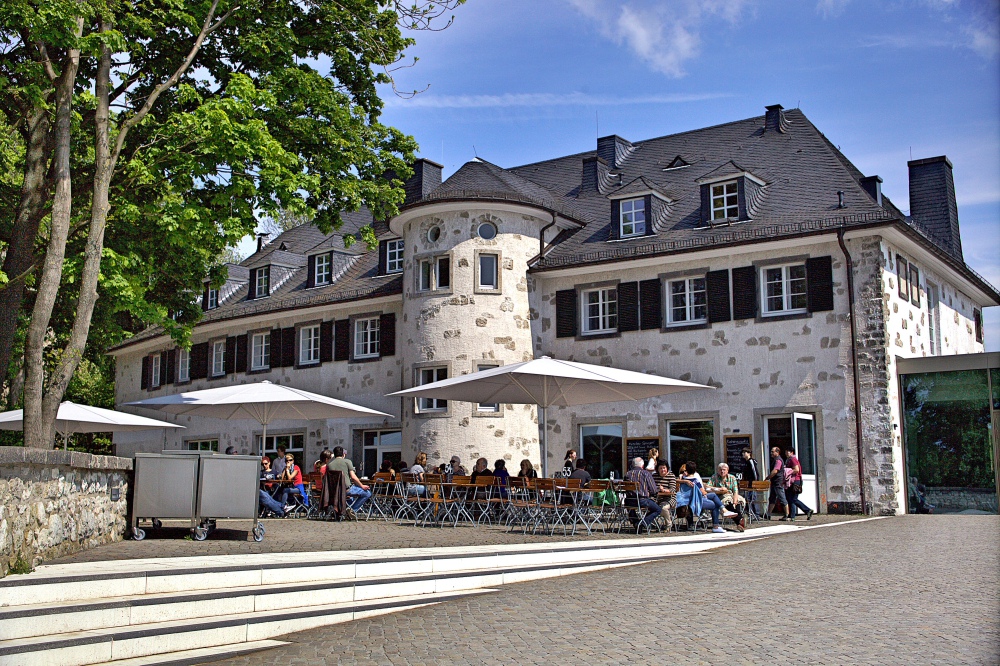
[
  {"left": 272, "top": 444, "right": 288, "bottom": 477},
  {"left": 562, "top": 450, "right": 577, "bottom": 477},
  {"left": 741, "top": 447, "right": 760, "bottom": 483},
  {"left": 766, "top": 446, "right": 789, "bottom": 520},
  {"left": 783, "top": 446, "right": 814, "bottom": 520},
  {"left": 327, "top": 446, "right": 371, "bottom": 519},
  {"left": 645, "top": 448, "right": 659, "bottom": 471}
]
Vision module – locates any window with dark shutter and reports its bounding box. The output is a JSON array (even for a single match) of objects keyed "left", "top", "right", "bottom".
[
  {"left": 140, "top": 355, "right": 150, "bottom": 389},
  {"left": 202, "top": 284, "right": 210, "bottom": 311},
  {"left": 806, "top": 256, "right": 834, "bottom": 313},
  {"left": 555, "top": 289, "right": 577, "bottom": 338},
  {"left": 247, "top": 269, "right": 257, "bottom": 300},
  {"left": 643, "top": 195, "right": 653, "bottom": 236},
  {"left": 378, "top": 241, "right": 388, "bottom": 275},
  {"left": 699, "top": 185, "right": 711, "bottom": 225},
  {"left": 379, "top": 313, "right": 396, "bottom": 356},
  {"left": 268, "top": 328, "right": 283, "bottom": 367},
  {"left": 334, "top": 319, "right": 350, "bottom": 361},
  {"left": 618, "top": 281, "right": 639, "bottom": 332},
  {"left": 190, "top": 342, "right": 209, "bottom": 380},
  {"left": 974, "top": 309, "right": 984, "bottom": 343},
  {"left": 306, "top": 255, "right": 316, "bottom": 289},
  {"left": 896, "top": 256, "right": 908, "bottom": 300},
  {"left": 639, "top": 279, "right": 662, "bottom": 330},
  {"left": 281, "top": 326, "right": 296, "bottom": 367},
  {"left": 164, "top": 350, "right": 175, "bottom": 385},
  {"left": 235, "top": 334, "right": 248, "bottom": 372},
  {"left": 706, "top": 269, "right": 732, "bottom": 323},
  {"left": 731, "top": 266, "right": 758, "bottom": 320},
  {"left": 224, "top": 337, "right": 236, "bottom": 374},
  {"left": 320, "top": 321, "right": 334, "bottom": 362},
  {"left": 610, "top": 201, "right": 620, "bottom": 241}
]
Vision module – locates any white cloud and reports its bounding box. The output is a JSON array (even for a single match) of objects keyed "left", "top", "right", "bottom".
[
  {"left": 816, "top": 0, "right": 852, "bottom": 18},
  {"left": 386, "top": 91, "right": 732, "bottom": 109},
  {"left": 565, "top": 0, "right": 752, "bottom": 78}
]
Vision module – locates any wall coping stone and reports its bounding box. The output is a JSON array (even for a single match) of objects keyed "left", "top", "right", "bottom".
[{"left": 0, "top": 446, "right": 132, "bottom": 471}]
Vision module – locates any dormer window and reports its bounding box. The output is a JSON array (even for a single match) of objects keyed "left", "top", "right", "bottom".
[
  {"left": 386, "top": 240, "right": 404, "bottom": 273},
  {"left": 619, "top": 198, "right": 646, "bottom": 238},
  {"left": 711, "top": 181, "right": 739, "bottom": 220},
  {"left": 314, "top": 253, "right": 331, "bottom": 286},
  {"left": 255, "top": 266, "right": 270, "bottom": 298}
]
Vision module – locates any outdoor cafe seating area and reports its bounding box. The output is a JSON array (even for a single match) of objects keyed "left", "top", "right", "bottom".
[{"left": 261, "top": 470, "right": 769, "bottom": 537}]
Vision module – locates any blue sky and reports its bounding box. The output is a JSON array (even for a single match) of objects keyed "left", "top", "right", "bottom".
[{"left": 364, "top": 0, "right": 1000, "bottom": 349}]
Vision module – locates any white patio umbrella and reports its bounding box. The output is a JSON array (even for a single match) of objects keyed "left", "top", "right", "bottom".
[
  {"left": 0, "top": 400, "right": 184, "bottom": 449},
  {"left": 388, "top": 356, "right": 713, "bottom": 476},
  {"left": 127, "top": 380, "right": 393, "bottom": 455}
]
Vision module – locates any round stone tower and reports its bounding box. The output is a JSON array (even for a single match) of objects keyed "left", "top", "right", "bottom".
[{"left": 392, "top": 202, "right": 549, "bottom": 471}]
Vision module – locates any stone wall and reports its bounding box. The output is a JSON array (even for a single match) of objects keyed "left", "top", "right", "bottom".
[
  {"left": 923, "top": 487, "right": 998, "bottom": 513},
  {"left": 0, "top": 447, "right": 131, "bottom": 576}
]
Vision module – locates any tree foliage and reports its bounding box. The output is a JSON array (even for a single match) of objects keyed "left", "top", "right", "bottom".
[{"left": 0, "top": 0, "right": 464, "bottom": 448}]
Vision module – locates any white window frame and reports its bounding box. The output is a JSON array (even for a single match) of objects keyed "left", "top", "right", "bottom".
[
  {"left": 476, "top": 363, "right": 500, "bottom": 413},
  {"left": 314, "top": 253, "right": 331, "bottom": 286},
  {"left": 211, "top": 340, "right": 226, "bottom": 377},
  {"left": 619, "top": 198, "right": 646, "bottom": 237},
  {"left": 251, "top": 332, "right": 271, "bottom": 370},
  {"left": 386, "top": 240, "right": 404, "bottom": 274},
  {"left": 927, "top": 282, "right": 940, "bottom": 355},
  {"left": 255, "top": 267, "right": 270, "bottom": 298},
  {"left": 177, "top": 348, "right": 191, "bottom": 382},
  {"left": 416, "top": 366, "right": 448, "bottom": 413},
  {"left": 187, "top": 439, "right": 219, "bottom": 452},
  {"left": 299, "top": 324, "right": 320, "bottom": 365},
  {"left": 207, "top": 287, "right": 218, "bottom": 309},
  {"left": 761, "top": 264, "right": 808, "bottom": 316},
  {"left": 581, "top": 287, "right": 618, "bottom": 335},
  {"left": 150, "top": 354, "right": 161, "bottom": 387},
  {"left": 354, "top": 317, "right": 380, "bottom": 359},
  {"left": 711, "top": 180, "right": 739, "bottom": 220},
  {"left": 416, "top": 255, "right": 450, "bottom": 292},
  {"left": 667, "top": 277, "right": 708, "bottom": 325},
  {"left": 478, "top": 253, "right": 499, "bottom": 290}
]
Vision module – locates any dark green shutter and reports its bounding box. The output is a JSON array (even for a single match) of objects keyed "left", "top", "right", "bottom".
[
  {"left": 555, "top": 289, "right": 577, "bottom": 338},
  {"left": 731, "top": 266, "right": 758, "bottom": 320},
  {"left": 618, "top": 282, "right": 639, "bottom": 332},
  {"left": 706, "top": 270, "right": 732, "bottom": 323},
  {"left": 190, "top": 343, "right": 209, "bottom": 380},
  {"left": 806, "top": 256, "right": 834, "bottom": 313},
  {"left": 235, "top": 334, "right": 248, "bottom": 372},
  {"left": 378, "top": 241, "right": 388, "bottom": 275},
  {"left": 320, "top": 321, "right": 334, "bottom": 362},
  {"left": 643, "top": 195, "right": 653, "bottom": 235},
  {"left": 140, "top": 356, "right": 150, "bottom": 389},
  {"left": 334, "top": 319, "right": 350, "bottom": 361},
  {"left": 306, "top": 255, "right": 316, "bottom": 288},
  {"left": 281, "top": 327, "right": 296, "bottom": 367},
  {"left": 225, "top": 337, "right": 236, "bottom": 374},
  {"left": 610, "top": 201, "right": 620, "bottom": 240},
  {"left": 379, "top": 313, "right": 396, "bottom": 357},
  {"left": 639, "top": 279, "right": 662, "bottom": 330},
  {"left": 164, "top": 350, "right": 175, "bottom": 385},
  {"left": 700, "top": 184, "right": 711, "bottom": 224},
  {"left": 247, "top": 269, "right": 257, "bottom": 300}
]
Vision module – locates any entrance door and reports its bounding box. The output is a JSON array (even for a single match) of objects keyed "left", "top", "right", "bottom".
[
  {"left": 764, "top": 414, "right": 819, "bottom": 512},
  {"left": 792, "top": 413, "right": 818, "bottom": 511}
]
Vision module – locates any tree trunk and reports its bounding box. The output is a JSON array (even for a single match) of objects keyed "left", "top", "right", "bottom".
[
  {"left": 0, "top": 105, "right": 51, "bottom": 398},
  {"left": 22, "top": 25, "right": 83, "bottom": 449}
]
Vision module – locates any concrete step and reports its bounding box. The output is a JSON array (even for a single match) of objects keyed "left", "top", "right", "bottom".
[
  {"left": 0, "top": 590, "right": 491, "bottom": 666},
  {"left": 92, "top": 639, "right": 289, "bottom": 666}
]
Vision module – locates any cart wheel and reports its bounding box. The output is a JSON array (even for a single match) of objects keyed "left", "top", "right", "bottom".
[
  {"left": 133, "top": 527, "right": 146, "bottom": 541},
  {"left": 193, "top": 527, "right": 208, "bottom": 541},
  {"left": 152, "top": 519, "right": 163, "bottom": 529},
  {"left": 252, "top": 525, "right": 265, "bottom": 542},
  {"left": 257, "top": 523, "right": 266, "bottom": 535}
]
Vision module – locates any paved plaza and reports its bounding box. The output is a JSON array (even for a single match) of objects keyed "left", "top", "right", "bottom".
[
  {"left": 202, "top": 516, "right": 998, "bottom": 666},
  {"left": 53, "top": 513, "right": 862, "bottom": 564}
]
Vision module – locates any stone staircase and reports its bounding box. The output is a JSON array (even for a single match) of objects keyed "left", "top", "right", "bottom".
[{"left": 0, "top": 529, "right": 786, "bottom": 665}]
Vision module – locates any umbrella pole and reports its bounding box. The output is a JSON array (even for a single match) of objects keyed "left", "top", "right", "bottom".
[
  {"left": 260, "top": 422, "right": 267, "bottom": 457},
  {"left": 539, "top": 404, "right": 547, "bottom": 478}
]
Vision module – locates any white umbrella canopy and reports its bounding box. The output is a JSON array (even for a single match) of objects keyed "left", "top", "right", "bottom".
[
  {"left": 0, "top": 400, "right": 184, "bottom": 449},
  {"left": 127, "top": 380, "right": 393, "bottom": 454},
  {"left": 388, "top": 357, "right": 713, "bottom": 475}
]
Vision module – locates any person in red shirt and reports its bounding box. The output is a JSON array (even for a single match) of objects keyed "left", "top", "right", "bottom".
[
  {"left": 278, "top": 454, "right": 309, "bottom": 509},
  {"left": 783, "top": 446, "right": 814, "bottom": 520}
]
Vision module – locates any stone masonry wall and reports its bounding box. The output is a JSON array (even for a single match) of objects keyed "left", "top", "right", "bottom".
[{"left": 0, "top": 447, "right": 131, "bottom": 576}]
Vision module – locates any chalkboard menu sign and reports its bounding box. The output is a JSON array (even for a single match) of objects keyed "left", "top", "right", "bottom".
[
  {"left": 725, "top": 434, "right": 752, "bottom": 479},
  {"left": 625, "top": 437, "right": 660, "bottom": 470}
]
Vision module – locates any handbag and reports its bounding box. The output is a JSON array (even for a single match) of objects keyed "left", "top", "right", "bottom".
[{"left": 790, "top": 481, "right": 803, "bottom": 494}]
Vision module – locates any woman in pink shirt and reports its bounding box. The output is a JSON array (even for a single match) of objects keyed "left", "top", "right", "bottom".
[{"left": 783, "top": 446, "right": 814, "bottom": 520}]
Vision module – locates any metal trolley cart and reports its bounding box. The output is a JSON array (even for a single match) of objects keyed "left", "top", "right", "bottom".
[
  {"left": 131, "top": 451, "right": 263, "bottom": 542},
  {"left": 196, "top": 454, "right": 264, "bottom": 542},
  {"left": 131, "top": 452, "right": 200, "bottom": 540}
]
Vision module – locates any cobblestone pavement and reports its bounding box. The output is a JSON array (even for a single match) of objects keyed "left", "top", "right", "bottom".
[
  {"left": 207, "top": 516, "right": 998, "bottom": 666},
  {"left": 54, "top": 513, "right": 862, "bottom": 564}
]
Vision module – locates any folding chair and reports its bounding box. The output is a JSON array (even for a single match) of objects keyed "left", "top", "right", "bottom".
[{"left": 365, "top": 473, "right": 396, "bottom": 521}]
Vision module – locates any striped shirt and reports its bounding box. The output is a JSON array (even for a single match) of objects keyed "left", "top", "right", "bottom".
[{"left": 625, "top": 467, "right": 659, "bottom": 498}]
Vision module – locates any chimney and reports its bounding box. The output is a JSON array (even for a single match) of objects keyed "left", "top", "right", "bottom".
[
  {"left": 764, "top": 104, "right": 786, "bottom": 133},
  {"left": 581, "top": 155, "right": 609, "bottom": 192},
  {"left": 256, "top": 232, "right": 270, "bottom": 253},
  {"left": 859, "top": 175, "right": 883, "bottom": 206},
  {"left": 596, "top": 134, "right": 633, "bottom": 169},
  {"left": 908, "top": 156, "right": 962, "bottom": 259},
  {"left": 403, "top": 158, "right": 443, "bottom": 205}
]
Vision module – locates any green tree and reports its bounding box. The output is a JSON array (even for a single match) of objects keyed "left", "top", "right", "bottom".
[{"left": 0, "top": 0, "right": 463, "bottom": 448}]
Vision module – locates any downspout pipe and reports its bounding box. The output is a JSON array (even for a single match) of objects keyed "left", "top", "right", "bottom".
[
  {"left": 539, "top": 213, "right": 557, "bottom": 258},
  {"left": 838, "top": 228, "right": 868, "bottom": 515}
]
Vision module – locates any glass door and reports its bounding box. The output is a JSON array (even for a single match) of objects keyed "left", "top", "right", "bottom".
[{"left": 792, "top": 413, "right": 818, "bottom": 511}]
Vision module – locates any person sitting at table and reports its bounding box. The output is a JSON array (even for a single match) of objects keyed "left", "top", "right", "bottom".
[
  {"left": 272, "top": 444, "right": 288, "bottom": 476},
  {"left": 518, "top": 459, "right": 538, "bottom": 479},
  {"left": 569, "top": 458, "right": 592, "bottom": 486},
  {"left": 447, "top": 455, "right": 468, "bottom": 476},
  {"left": 708, "top": 462, "right": 746, "bottom": 531},
  {"left": 259, "top": 455, "right": 284, "bottom": 517},
  {"left": 652, "top": 460, "right": 677, "bottom": 524},
  {"left": 379, "top": 458, "right": 396, "bottom": 477},
  {"left": 624, "top": 456, "right": 661, "bottom": 529},
  {"left": 277, "top": 453, "right": 309, "bottom": 510},
  {"left": 677, "top": 461, "right": 724, "bottom": 533},
  {"left": 396, "top": 460, "right": 410, "bottom": 474},
  {"left": 408, "top": 452, "right": 428, "bottom": 497},
  {"left": 470, "top": 457, "right": 493, "bottom": 483},
  {"left": 493, "top": 459, "right": 511, "bottom": 498},
  {"left": 327, "top": 446, "right": 371, "bottom": 519},
  {"left": 258, "top": 488, "right": 287, "bottom": 517}
]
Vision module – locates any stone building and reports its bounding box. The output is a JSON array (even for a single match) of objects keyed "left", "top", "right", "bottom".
[{"left": 110, "top": 105, "right": 998, "bottom": 515}]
